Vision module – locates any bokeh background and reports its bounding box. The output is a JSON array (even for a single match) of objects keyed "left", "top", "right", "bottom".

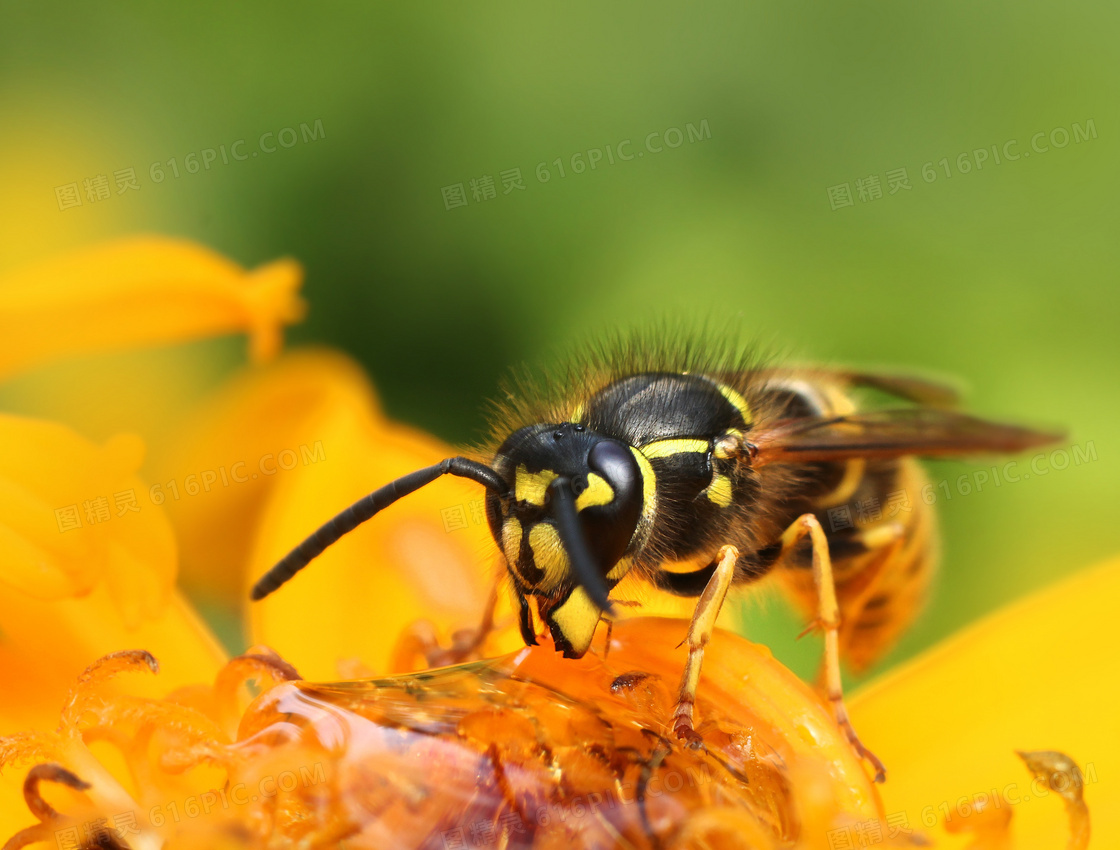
[{"left": 1, "top": 2, "right": 1117, "bottom": 681}]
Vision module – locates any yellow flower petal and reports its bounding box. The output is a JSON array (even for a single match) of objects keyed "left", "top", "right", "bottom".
[
  {"left": 0, "top": 416, "right": 168, "bottom": 615},
  {"left": 0, "top": 236, "right": 305, "bottom": 381},
  {"left": 1, "top": 231, "right": 1107, "bottom": 847},
  {"left": 0, "top": 590, "right": 223, "bottom": 727},
  {"left": 0, "top": 414, "right": 226, "bottom": 750},
  {"left": 139, "top": 346, "right": 517, "bottom": 677},
  {"left": 247, "top": 407, "right": 518, "bottom": 680},
  {"left": 0, "top": 648, "right": 271, "bottom": 847},
  {"left": 850, "top": 555, "right": 1120, "bottom": 849},
  {"left": 147, "top": 349, "right": 384, "bottom": 602}
]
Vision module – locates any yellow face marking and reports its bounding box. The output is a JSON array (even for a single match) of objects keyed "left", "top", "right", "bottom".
[
  {"left": 575, "top": 472, "right": 613, "bottom": 511},
  {"left": 705, "top": 473, "right": 733, "bottom": 508},
  {"left": 528, "top": 522, "right": 569, "bottom": 591},
  {"left": 548, "top": 586, "right": 601, "bottom": 656},
  {"left": 640, "top": 438, "right": 709, "bottom": 459},
  {"left": 715, "top": 382, "right": 752, "bottom": 424},
  {"left": 629, "top": 446, "right": 657, "bottom": 536},
  {"left": 501, "top": 518, "right": 523, "bottom": 567},
  {"left": 570, "top": 402, "right": 586, "bottom": 422},
  {"left": 515, "top": 465, "right": 557, "bottom": 506}
]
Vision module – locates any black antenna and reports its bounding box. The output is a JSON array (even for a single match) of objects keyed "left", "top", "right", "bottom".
[
  {"left": 548, "top": 477, "right": 614, "bottom": 613},
  {"left": 250, "top": 457, "right": 507, "bottom": 601}
]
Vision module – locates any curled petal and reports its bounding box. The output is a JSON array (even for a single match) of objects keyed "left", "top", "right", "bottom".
[
  {"left": 3, "top": 623, "right": 886, "bottom": 848},
  {"left": 213, "top": 647, "right": 302, "bottom": 739},
  {"left": 0, "top": 733, "right": 59, "bottom": 774},
  {"left": 21, "top": 763, "right": 89, "bottom": 823},
  {"left": 75, "top": 650, "right": 160, "bottom": 688},
  {"left": 61, "top": 650, "right": 159, "bottom": 730},
  {"left": 1, "top": 763, "right": 133, "bottom": 850},
  {"left": 227, "top": 619, "right": 882, "bottom": 848},
  {"left": 0, "top": 823, "right": 51, "bottom": 850},
  {"left": 219, "top": 649, "right": 301, "bottom": 688},
  {"left": 1017, "top": 751, "right": 1090, "bottom": 850}
]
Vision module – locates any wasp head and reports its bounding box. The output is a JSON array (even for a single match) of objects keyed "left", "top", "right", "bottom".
[{"left": 485, "top": 422, "right": 646, "bottom": 658}]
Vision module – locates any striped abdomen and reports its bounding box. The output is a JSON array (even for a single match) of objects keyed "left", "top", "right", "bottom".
[{"left": 780, "top": 457, "right": 938, "bottom": 673}]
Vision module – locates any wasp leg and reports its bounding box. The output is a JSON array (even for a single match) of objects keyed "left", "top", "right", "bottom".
[
  {"left": 780, "top": 514, "right": 887, "bottom": 783},
  {"left": 671, "top": 544, "right": 739, "bottom": 747},
  {"left": 391, "top": 576, "right": 501, "bottom": 671},
  {"left": 440, "top": 575, "right": 502, "bottom": 665},
  {"left": 599, "top": 600, "right": 641, "bottom": 659}
]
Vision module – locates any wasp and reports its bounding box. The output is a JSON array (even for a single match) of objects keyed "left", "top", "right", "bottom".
[{"left": 251, "top": 338, "right": 1062, "bottom": 781}]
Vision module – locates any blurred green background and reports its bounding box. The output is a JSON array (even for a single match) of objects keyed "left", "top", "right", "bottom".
[{"left": 2, "top": 1, "right": 1117, "bottom": 681}]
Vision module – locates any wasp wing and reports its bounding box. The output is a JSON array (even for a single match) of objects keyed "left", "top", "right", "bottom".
[
  {"left": 841, "top": 371, "right": 962, "bottom": 408},
  {"left": 744, "top": 367, "right": 962, "bottom": 408},
  {"left": 752, "top": 409, "right": 1064, "bottom": 465}
]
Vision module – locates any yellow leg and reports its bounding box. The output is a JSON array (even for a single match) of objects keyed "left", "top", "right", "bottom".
[
  {"left": 780, "top": 514, "right": 887, "bottom": 783},
  {"left": 672, "top": 544, "right": 739, "bottom": 746}
]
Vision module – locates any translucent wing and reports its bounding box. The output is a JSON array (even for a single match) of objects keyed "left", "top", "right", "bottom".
[
  {"left": 752, "top": 409, "right": 1064, "bottom": 465},
  {"left": 747, "top": 367, "right": 962, "bottom": 408},
  {"left": 841, "top": 370, "right": 962, "bottom": 408}
]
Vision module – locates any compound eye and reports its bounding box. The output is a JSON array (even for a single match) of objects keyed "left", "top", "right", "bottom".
[
  {"left": 587, "top": 440, "right": 641, "bottom": 517},
  {"left": 576, "top": 439, "right": 643, "bottom": 575}
]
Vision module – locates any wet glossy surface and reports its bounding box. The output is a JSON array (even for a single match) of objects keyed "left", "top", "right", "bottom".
[{"left": 229, "top": 618, "right": 882, "bottom": 849}]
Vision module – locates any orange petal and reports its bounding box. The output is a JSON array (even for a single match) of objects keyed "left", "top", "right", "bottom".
[
  {"left": 850, "top": 555, "right": 1120, "bottom": 849},
  {"left": 3, "top": 624, "right": 885, "bottom": 848},
  {"left": 0, "top": 236, "right": 305, "bottom": 381},
  {"left": 232, "top": 620, "right": 883, "bottom": 848}
]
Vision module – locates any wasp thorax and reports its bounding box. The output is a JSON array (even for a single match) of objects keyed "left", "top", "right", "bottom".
[{"left": 486, "top": 423, "right": 645, "bottom": 599}]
